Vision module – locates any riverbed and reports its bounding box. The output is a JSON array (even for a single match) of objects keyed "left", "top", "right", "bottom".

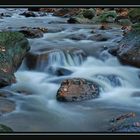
[{"left": 0, "top": 8, "right": 140, "bottom": 132}]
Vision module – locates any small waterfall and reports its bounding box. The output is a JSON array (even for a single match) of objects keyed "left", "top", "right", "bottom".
[{"left": 36, "top": 49, "right": 86, "bottom": 72}]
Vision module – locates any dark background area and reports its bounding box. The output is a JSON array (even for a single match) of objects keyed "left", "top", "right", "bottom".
[{"left": 0, "top": 0, "right": 140, "bottom": 5}]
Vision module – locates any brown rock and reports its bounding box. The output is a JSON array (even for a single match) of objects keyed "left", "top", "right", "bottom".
[
  {"left": 56, "top": 78, "right": 100, "bottom": 102},
  {"left": 19, "top": 28, "right": 44, "bottom": 38},
  {"left": 53, "top": 8, "right": 80, "bottom": 17},
  {"left": 0, "top": 98, "right": 15, "bottom": 114}
]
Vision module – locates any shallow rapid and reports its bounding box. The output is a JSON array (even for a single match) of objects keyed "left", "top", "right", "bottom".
[{"left": 0, "top": 8, "right": 140, "bottom": 132}]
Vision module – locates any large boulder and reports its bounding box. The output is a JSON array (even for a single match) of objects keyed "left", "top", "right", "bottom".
[
  {"left": 0, "top": 32, "right": 30, "bottom": 87},
  {"left": 81, "top": 8, "right": 96, "bottom": 19},
  {"left": 67, "top": 10, "right": 117, "bottom": 25},
  {"left": 56, "top": 78, "right": 100, "bottom": 102},
  {"left": 67, "top": 8, "right": 96, "bottom": 24},
  {"left": 109, "top": 30, "right": 140, "bottom": 68}
]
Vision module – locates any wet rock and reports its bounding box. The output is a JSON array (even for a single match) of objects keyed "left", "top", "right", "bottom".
[
  {"left": 19, "top": 28, "right": 44, "bottom": 38},
  {"left": 116, "top": 18, "right": 132, "bottom": 27},
  {"left": 32, "top": 27, "right": 48, "bottom": 33},
  {"left": 25, "top": 48, "right": 87, "bottom": 71},
  {"left": 67, "top": 17, "right": 80, "bottom": 24},
  {"left": 67, "top": 8, "right": 96, "bottom": 24},
  {"left": 66, "top": 34, "right": 87, "bottom": 41},
  {"left": 109, "top": 112, "right": 136, "bottom": 123},
  {"left": 3, "top": 26, "right": 48, "bottom": 35},
  {"left": 0, "top": 90, "right": 14, "bottom": 98},
  {"left": 48, "top": 66, "right": 73, "bottom": 76},
  {"left": 0, "top": 32, "right": 30, "bottom": 87},
  {"left": 67, "top": 17, "right": 92, "bottom": 24},
  {"left": 97, "top": 10, "right": 117, "bottom": 23},
  {"left": 115, "top": 8, "right": 129, "bottom": 17},
  {"left": 108, "top": 46, "right": 119, "bottom": 56},
  {"left": 39, "top": 8, "right": 57, "bottom": 13},
  {"left": 131, "top": 92, "right": 140, "bottom": 97},
  {"left": 0, "top": 90, "right": 15, "bottom": 114},
  {"left": 53, "top": 8, "right": 80, "bottom": 17},
  {"left": 82, "top": 8, "right": 96, "bottom": 19},
  {"left": 87, "top": 34, "right": 110, "bottom": 41},
  {"left": 56, "top": 78, "right": 100, "bottom": 102},
  {"left": 110, "top": 30, "right": 140, "bottom": 68},
  {"left": 67, "top": 8, "right": 117, "bottom": 24},
  {"left": 95, "top": 74, "right": 122, "bottom": 87},
  {"left": 48, "top": 21, "right": 67, "bottom": 24},
  {"left": 16, "top": 90, "right": 32, "bottom": 95},
  {"left": 0, "top": 12, "right": 12, "bottom": 17},
  {"left": 110, "top": 122, "right": 140, "bottom": 132},
  {"left": 0, "top": 124, "right": 13, "bottom": 132},
  {"left": 28, "top": 8, "right": 41, "bottom": 12},
  {"left": 20, "top": 11, "right": 37, "bottom": 17},
  {"left": 0, "top": 98, "right": 16, "bottom": 114},
  {"left": 47, "top": 27, "right": 64, "bottom": 33},
  {"left": 94, "top": 11, "right": 117, "bottom": 29},
  {"left": 108, "top": 112, "right": 140, "bottom": 132},
  {"left": 66, "top": 8, "right": 101, "bottom": 24}
]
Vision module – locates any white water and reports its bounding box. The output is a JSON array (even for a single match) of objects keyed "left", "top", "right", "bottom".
[
  {"left": 35, "top": 49, "right": 85, "bottom": 72},
  {"left": 14, "top": 55, "right": 140, "bottom": 109},
  {"left": 0, "top": 8, "right": 140, "bottom": 132}
]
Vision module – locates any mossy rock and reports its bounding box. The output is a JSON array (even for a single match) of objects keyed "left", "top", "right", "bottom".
[
  {"left": 0, "top": 32, "right": 25, "bottom": 47},
  {"left": 128, "top": 8, "right": 140, "bottom": 23},
  {"left": 0, "top": 124, "right": 13, "bottom": 132},
  {"left": 0, "top": 31, "right": 30, "bottom": 87},
  {"left": 117, "top": 19, "right": 132, "bottom": 26},
  {"left": 82, "top": 8, "right": 96, "bottom": 19},
  {"left": 98, "top": 11, "right": 117, "bottom": 23}
]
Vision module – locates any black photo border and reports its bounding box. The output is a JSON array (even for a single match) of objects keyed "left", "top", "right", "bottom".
[{"left": 0, "top": 0, "right": 140, "bottom": 5}]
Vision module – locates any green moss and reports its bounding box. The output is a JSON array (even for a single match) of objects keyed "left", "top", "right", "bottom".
[
  {"left": 98, "top": 11, "right": 117, "bottom": 23},
  {"left": 118, "top": 19, "right": 132, "bottom": 26},
  {"left": 0, "top": 31, "right": 25, "bottom": 47},
  {"left": 82, "top": 8, "right": 96, "bottom": 19}
]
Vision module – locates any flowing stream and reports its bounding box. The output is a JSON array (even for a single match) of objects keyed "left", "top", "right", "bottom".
[{"left": 0, "top": 8, "right": 140, "bottom": 132}]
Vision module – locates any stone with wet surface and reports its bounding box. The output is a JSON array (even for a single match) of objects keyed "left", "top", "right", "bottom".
[{"left": 56, "top": 78, "right": 100, "bottom": 102}]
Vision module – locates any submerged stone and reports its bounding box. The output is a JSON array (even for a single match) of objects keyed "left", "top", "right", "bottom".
[{"left": 0, "top": 124, "right": 13, "bottom": 132}]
